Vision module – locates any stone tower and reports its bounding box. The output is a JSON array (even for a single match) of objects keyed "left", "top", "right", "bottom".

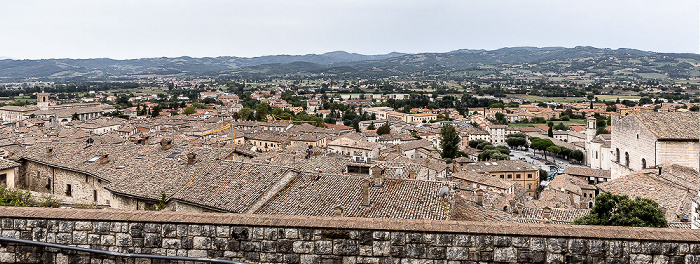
[
  {"left": 584, "top": 116, "right": 596, "bottom": 166},
  {"left": 36, "top": 92, "right": 49, "bottom": 111}
]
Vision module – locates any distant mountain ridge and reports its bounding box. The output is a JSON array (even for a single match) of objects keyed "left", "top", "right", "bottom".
[{"left": 0, "top": 47, "right": 698, "bottom": 81}]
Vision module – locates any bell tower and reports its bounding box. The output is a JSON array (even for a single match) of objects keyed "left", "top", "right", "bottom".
[{"left": 37, "top": 92, "right": 49, "bottom": 111}]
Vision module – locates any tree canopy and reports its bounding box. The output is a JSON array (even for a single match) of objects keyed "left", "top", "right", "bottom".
[
  {"left": 573, "top": 192, "right": 667, "bottom": 228},
  {"left": 440, "top": 124, "right": 460, "bottom": 159},
  {"left": 376, "top": 123, "right": 391, "bottom": 135}
]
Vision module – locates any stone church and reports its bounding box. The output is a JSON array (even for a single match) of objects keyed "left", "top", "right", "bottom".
[{"left": 610, "top": 112, "right": 699, "bottom": 180}]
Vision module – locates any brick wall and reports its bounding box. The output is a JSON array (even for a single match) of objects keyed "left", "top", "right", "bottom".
[{"left": 2, "top": 207, "right": 700, "bottom": 263}]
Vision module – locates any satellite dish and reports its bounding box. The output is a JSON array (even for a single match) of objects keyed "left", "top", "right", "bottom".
[{"left": 439, "top": 186, "right": 450, "bottom": 198}]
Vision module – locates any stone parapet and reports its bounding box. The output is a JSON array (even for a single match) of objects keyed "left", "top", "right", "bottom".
[{"left": 1, "top": 206, "right": 700, "bottom": 263}]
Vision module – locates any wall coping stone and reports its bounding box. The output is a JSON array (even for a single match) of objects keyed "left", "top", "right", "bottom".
[{"left": 1, "top": 206, "right": 699, "bottom": 242}]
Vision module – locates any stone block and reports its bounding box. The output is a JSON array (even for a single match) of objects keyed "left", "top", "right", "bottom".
[
  {"left": 143, "top": 233, "right": 161, "bottom": 248},
  {"left": 58, "top": 221, "right": 73, "bottom": 232},
  {"left": 72, "top": 231, "right": 88, "bottom": 244},
  {"left": 630, "top": 254, "right": 652, "bottom": 264},
  {"left": 373, "top": 231, "right": 389, "bottom": 241},
  {"left": 143, "top": 223, "right": 160, "bottom": 233},
  {"left": 100, "top": 235, "right": 115, "bottom": 246},
  {"left": 193, "top": 236, "right": 211, "bottom": 250},
  {"left": 493, "top": 247, "right": 517, "bottom": 262},
  {"left": 494, "top": 236, "right": 511, "bottom": 247},
  {"left": 546, "top": 253, "right": 564, "bottom": 264},
  {"left": 284, "top": 228, "right": 299, "bottom": 239},
  {"left": 161, "top": 224, "right": 177, "bottom": 238},
  {"left": 391, "top": 232, "right": 406, "bottom": 246},
  {"left": 188, "top": 249, "right": 208, "bottom": 258},
  {"left": 315, "top": 240, "right": 333, "bottom": 254},
  {"left": 56, "top": 233, "right": 72, "bottom": 244},
  {"left": 232, "top": 226, "right": 249, "bottom": 240},
  {"left": 129, "top": 223, "right": 144, "bottom": 238},
  {"left": 547, "top": 238, "right": 567, "bottom": 253},
  {"left": 293, "top": 241, "right": 314, "bottom": 254},
  {"left": 300, "top": 254, "right": 320, "bottom": 264},
  {"left": 116, "top": 233, "right": 132, "bottom": 247},
  {"left": 373, "top": 241, "right": 390, "bottom": 256},
  {"left": 285, "top": 253, "right": 301, "bottom": 264},
  {"left": 445, "top": 247, "right": 468, "bottom": 260},
  {"left": 261, "top": 240, "right": 277, "bottom": 252},
  {"left": 74, "top": 221, "right": 92, "bottom": 231},
  {"left": 426, "top": 246, "right": 446, "bottom": 259},
  {"left": 518, "top": 250, "right": 545, "bottom": 263},
  {"left": 333, "top": 239, "right": 359, "bottom": 256},
  {"left": 162, "top": 238, "right": 181, "bottom": 249},
  {"left": 406, "top": 243, "right": 426, "bottom": 258},
  {"left": 453, "top": 235, "right": 470, "bottom": 247},
  {"left": 213, "top": 237, "right": 229, "bottom": 250},
  {"left": 568, "top": 239, "right": 587, "bottom": 254},
  {"left": 264, "top": 227, "right": 278, "bottom": 240},
  {"left": 252, "top": 227, "right": 265, "bottom": 240},
  {"left": 188, "top": 225, "right": 202, "bottom": 236}
]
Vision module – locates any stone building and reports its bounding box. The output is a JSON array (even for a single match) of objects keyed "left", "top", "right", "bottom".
[
  {"left": 458, "top": 160, "right": 541, "bottom": 198},
  {"left": 610, "top": 112, "right": 699, "bottom": 180}
]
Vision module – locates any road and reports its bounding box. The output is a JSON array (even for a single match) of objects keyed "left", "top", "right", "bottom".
[{"left": 509, "top": 148, "right": 574, "bottom": 179}]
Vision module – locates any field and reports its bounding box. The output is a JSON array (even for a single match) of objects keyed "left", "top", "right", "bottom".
[
  {"left": 512, "top": 94, "right": 641, "bottom": 103},
  {"left": 508, "top": 119, "right": 587, "bottom": 128}
]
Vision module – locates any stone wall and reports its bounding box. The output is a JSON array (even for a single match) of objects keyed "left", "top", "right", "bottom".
[{"left": 2, "top": 207, "right": 700, "bottom": 264}]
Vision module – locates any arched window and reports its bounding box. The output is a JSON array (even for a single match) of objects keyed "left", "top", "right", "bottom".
[
  {"left": 616, "top": 148, "right": 620, "bottom": 163},
  {"left": 625, "top": 152, "right": 630, "bottom": 167},
  {"left": 642, "top": 158, "right": 646, "bottom": 169}
]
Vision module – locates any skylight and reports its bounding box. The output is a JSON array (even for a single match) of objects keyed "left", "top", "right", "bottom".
[
  {"left": 166, "top": 152, "right": 181, "bottom": 158},
  {"left": 87, "top": 156, "right": 100, "bottom": 163}
]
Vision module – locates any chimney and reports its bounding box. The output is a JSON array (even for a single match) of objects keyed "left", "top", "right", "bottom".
[
  {"left": 509, "top": 200, "right": 516, "bottom": 213},
  {"left": 476, "top": 189, "right": 484, "bottom": 206},
  {"left": 371, "top": 167, "right": 383, "bottom": 187},
  {"left": 333, "top": 206, "right": 343, "bottom": 217},
  {"left": 187, "top": 153, "right": 196, "bottom": 164},
  {"left": 361, "top": 180, "right": 370, "bottom": 207},
  {"left": 160, "top": 138, "right": 173, "bottom": 150},
  {"left": 542, "top": 206, "right": 552, "bottom": 220},
  {"left": 140, "top": 136, "right": 150, "bottom": 145},
  {"left": 46, "top": 147, "right": 53, "bottom": 156},
  {"left": 99, "top": 154, "right": 109, "bottom": 164}
]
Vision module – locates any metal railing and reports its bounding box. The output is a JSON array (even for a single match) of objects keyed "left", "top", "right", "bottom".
[{"left": 0, "top": 236, "right": 248, "bottom": 264}]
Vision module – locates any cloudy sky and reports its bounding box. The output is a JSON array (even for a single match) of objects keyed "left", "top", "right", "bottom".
[{"left": 1, "top": 0, "right": 698, "bottom": 59}]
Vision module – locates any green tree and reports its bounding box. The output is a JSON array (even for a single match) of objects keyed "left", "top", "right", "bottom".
[
  {"left": 151, "top": 104, "right": 162, "bottom": 117},
  {"left": 238, "top": 108, "right": 252, "bottom": 120},
  {"left": 440, "top": 123, "right": 460, "bottom": 159},
  {"left": 468, "top": 139, "right": 489, "bottom": 149},
  {"left": 367, "top": 123, "right": 376, "bottom": 130},
  {"left": 570, "top": 150, "right": 585, "bottom": 163},
  {"left": 553, "top": 122, "right": 568, "bottom": 131},
  {"left": 182, "top": 106, "right": 196, "bottom": 115},
  {"left": 547, "top": 126, "right": 553, "bottom": 137},
  {"left": 495, "top": 112, "right": 506, "bottom": 124},
  {"left": 71, "top": 113, "right": 79, "bottom": 121},
  {"left": 506, "top": 133, "right": 527, "bottom": 149},
  {"left": 254, "top": 103, "right": 269, "bottom": 121},
  {"left": 495, "top": 145, "right": 510, "bottom": 155},
  {"left": 376, "top": 123, "right": 391, "bottom": 135},
  {"left": 573, "top": 192, "right": 667, "bottom": 228}
]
